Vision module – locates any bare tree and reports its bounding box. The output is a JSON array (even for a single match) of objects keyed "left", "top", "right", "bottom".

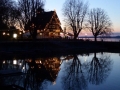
[
  {"left": 18, "top": 0, "right": 45, "bottom": 39},
  {"left": 0, "top": 0, "right": 20, "bottom": 29},
  {"left": 87, "top": 8, "right": 113, "bottom": 41},
  {"left": 62, "top": 0, "right": 88, "bottom": 39}
]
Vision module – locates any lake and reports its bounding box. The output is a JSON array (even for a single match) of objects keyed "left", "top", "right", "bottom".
[
  {"left": 0, "top": 52, "right": 120, "bottom": 90},
  {"left": 79, "top": 37, "right": 120, "bottom": 42}
]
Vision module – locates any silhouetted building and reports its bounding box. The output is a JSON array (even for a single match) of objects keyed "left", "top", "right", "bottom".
[
  {"left": 25, "top": 9, "right": 63, "bottom": 38},
  {"left": 0, "top": 26, "right": 22, "bottom": 40}
]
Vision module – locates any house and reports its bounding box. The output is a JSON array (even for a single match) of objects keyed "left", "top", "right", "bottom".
[
  {"left": 25, "top": 9, "right": 63, "bottom": 38},
  {"left": 0, "top": 26, "right": 22, "bottom": 40}
]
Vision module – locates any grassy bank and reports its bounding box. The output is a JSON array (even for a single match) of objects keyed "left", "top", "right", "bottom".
[
  {"left": 0, "top": 39, "right": 120, "bottom": 53},
  {"left": 0, "top": 39, "right": 120, "bottom": 59}
]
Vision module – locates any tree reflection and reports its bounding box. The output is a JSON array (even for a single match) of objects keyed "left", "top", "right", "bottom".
[
  {"left": 62, "top": 54, "right": 87, "bottom": 90},
  {"left": 0, "top": 53, "right": 113, "bottom": 89},
  {"left": 24, "top": 58, "right": 49, "bottom": 90},
  {"left": 87, "top": 52, "right": 113, "bottom": 85}
]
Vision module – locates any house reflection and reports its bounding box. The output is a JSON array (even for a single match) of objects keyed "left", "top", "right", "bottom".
[
  {"left": 0, "top": 57, "right": 61, "bottom": 89},
  {"left": 25, "top": 57, "right": 61, "bottom": 83},
  {"left": 0, "top": 53, "right": 113, "bottom": 90},
  {"left": 2, "top": 60, "right": 24, "bottom": 70}
]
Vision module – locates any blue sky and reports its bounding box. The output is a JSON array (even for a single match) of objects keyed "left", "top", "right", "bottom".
[{"left": 45, "top": 0, "right": 120, "bottom": 33}]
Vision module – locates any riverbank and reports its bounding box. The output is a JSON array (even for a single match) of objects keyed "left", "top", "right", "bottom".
[{"left": 0, "top": 39, "right": 120, "bottom": 56}]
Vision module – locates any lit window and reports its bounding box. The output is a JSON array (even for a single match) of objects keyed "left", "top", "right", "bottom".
[
  {"left": 40, "top": 33, "right": 42, "bottom": 35},
  {"left": 13, "top": 60, "right": 17, "bottom": 65},
  {"left": 37, "top": 30, "right": 40, "bottom": 33},
  {"left": 3, "top": 32, "right": 5, "bottom": 35},
  {"left": 7, "top": 33, "right": 9, "bottom": 35}
]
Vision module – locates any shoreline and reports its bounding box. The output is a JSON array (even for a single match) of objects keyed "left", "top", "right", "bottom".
[
  {"left": 0, "top": 40, "right": 120, "bottom": 56},
  {"left": 0, "top": 40, "right": 120, "bottom": 60}
]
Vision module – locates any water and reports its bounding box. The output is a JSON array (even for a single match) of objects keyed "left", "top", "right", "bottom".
[
  {"left": 79, "top": 37, "right": 120, "bottom": 42},
  {"left": 0, "top": 52, "right": 120, "bottom": 90}
]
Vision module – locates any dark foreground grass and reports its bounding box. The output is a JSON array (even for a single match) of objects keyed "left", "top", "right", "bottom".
[
  {"left": 0, "top": 39, "right": 120, "bottom": 52},
  {"left": 0, "top": 39, "right": 120, "bottom": 59}
]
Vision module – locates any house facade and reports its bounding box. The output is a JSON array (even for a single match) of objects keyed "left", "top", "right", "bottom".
[{"left": 25, "top": 10, "right": 63, "bottom": 39}]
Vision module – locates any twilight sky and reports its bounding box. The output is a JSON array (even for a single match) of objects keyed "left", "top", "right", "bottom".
[{"left": 45, "top": 0, "right": 120, "bottom": 33}]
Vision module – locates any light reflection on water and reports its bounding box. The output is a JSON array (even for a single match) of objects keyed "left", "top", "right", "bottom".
[{"left": 0, "top": 52, "right": 120, "bottom": 90}]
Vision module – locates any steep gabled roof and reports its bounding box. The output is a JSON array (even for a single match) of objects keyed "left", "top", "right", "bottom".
[
  {"left": 36, "top": 11, "right": 55, "bottom": 30},
  {"left": 33, "top": 10, "right": 61, "bottom": 30},
  {"left": 25, "top": 10, "right": 62, "bottom": 31}
]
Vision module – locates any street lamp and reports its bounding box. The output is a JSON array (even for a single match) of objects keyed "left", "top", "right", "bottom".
[{"left": 13, "top": 33, "right": 17, "bottom": 39}]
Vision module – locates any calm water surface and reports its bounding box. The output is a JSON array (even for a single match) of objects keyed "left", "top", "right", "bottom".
[
  {"left": 82, "top": 37, "right": 120, "bottom": 42},
  {"left": 0, "top": 52, "right": 120, "bottom": 90}
]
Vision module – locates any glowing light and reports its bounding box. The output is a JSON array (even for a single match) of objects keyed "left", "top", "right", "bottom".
[
  {"left": 85, "top": 33, "right": 87, "bottom": 36},
  {"left": 19, "top": 32, "right": 22, "bottom": 34},
  {"left": 23, "top": 67, "right": 25, "bottom": 70},
  {"left": 19, "top": 62, "right": 22, "bottom": 65},
  {"left": 13, "top": 60, "right": 17, "bottom": 65},
  {"left": 40, "top": 33, "right": 42, "bottom": 35},
  {"left": 3, "top": 61, "right": 5, "bottom": 64},
  {"left": 3, "top": 32, "right": 5, "bottom": 35},
  {"left": 23, "top": 30, "right": 25, "bottom": 33},
  {"left": 7, "top": 33, "right": 9, "bottom": 35},
  {"left": 13, "top": 33, "right": 17, "bottom": 38},
  {"left": 40, "top": 60, "right": 42, "bottom": 64},
  {"left": 37, "top": 30, "right": 40, "bottom": 33}
]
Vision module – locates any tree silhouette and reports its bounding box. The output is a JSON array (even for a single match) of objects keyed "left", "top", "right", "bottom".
[
  {"left": 18, "top": 0, "right": 45, "bottom": 39},
  {"left": 87, "top": 8, "right": 113, "bottom": 41},
  {"left": 62, "top": 54, "right": 87, "bottom": 90},
  {"left": 62, "top": 0, "right": 88, "bottom": 39},
  {"left": 0, "top": 0, "right": 20, "bottom": 29}
]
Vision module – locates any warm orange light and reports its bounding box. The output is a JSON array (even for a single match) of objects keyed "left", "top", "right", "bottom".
[{"left": 40, "top": 60, "right": 42, "bottom": 64}]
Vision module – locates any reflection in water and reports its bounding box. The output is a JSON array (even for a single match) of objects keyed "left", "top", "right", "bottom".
[
  {"left": 0, "top": 53, "right": 113, "bottom": 90},
  {"left": 0, "top": 57, "right": 61, "bottom": 90},
  {"left": 87, "top": 53, "right": 113, "bottom": 85},
  {"left": 24, "top": 57, "right": 61, "bottom": 90},
  {"left": 61, "top": 53, "right": 113, "bottom": 90},
  {"left": 61, "top": 54, "right": 87, "bottom": 90}
]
